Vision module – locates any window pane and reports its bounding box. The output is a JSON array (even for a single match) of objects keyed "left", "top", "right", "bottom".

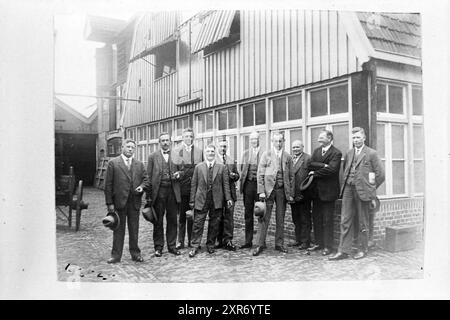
[
  {"left": 377, "top": 160, "right": 386, "bottom": 195},
  {"left": 194, "top": 139, "right": 204, "bottom": 151},
  {"left": 242, "top": 135, "right": 249, "bottom": 152},
  {"left": 242, "top": 104, "right": 254, "bottom": 127},
  {"left": 391, "top": 125, "right": 405, "bottom": 158},
  {"left": 175, "top": 119, "right": 183, "bottom": 137},
  {"left": 331, "top": 124, "right": 349, "bottom": 154},
  {"left": 149, "top": 124, "right": 159, "bottom": 139},
  {"left": 229, "top": 135, "right": 237, "bottom": 160},
  {"left": 389, "top": 85, "right": 403, "bottom": 114},
  {"left": 310, "top": 89, "right": 327, "bottom": 117},
  {"left": 218, "top": 109, "right": 227, "bottom": 130},
  {"left": 273, "top": 97, "right": 286, "bottom": 122},
  {"left": 205, "top": 113, "right": 213, "bottom": 132},
  {"left": 414, "top": 160, "right": 425, "bottom": 193},
  {"left": 377, "top": 84, "right": 386, "bottom": 112},
  {"left": 330, "top": 84, "right": 348, "bottom": 114},
  {"left": 255, "top": 101, "right": 266, "bottom": 125},
  {"left": 259, "top": 132, "right": 267, "bottom": 152},
  {"left": 288, "top": 94, "right": 302, "bottom": 120},
  {"left": 413, "top": 125, "right": 424, "bottom": 159},
  {"left": 289, "top": 129, "right": 302, "bottom": 151},
  {"left": 376, "top": 123, "right": 386, "bottom": 158},
  {"left": 310, "top": 126, "right": 325, "bottom": 152},
  {"left": 392, "top": 160, "right": 406, "bottom": 194},
  {"left": 228, "top": 107, "right": 237, "bottom": 129},
  {"left": 412, "top": 87, "right": 423, "bottom": 116}
]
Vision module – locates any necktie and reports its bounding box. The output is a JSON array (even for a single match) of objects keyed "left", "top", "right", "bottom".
[
  {"left": 126, "top": 158, "right": 131, "bottom": 169},
  {"left": 322, "top": 149, "right": 326, "bottom": 156},
  {"left": 356, "top": 148, "right": 361, "bottom": 156},
  {"left": 223, "top": 154, "right": 226, "bottom": 164}
]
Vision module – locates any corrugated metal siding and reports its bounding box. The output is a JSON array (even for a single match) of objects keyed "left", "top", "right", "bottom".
[
  {"left": 124, "top": 10, "right": 362, "bottom": 127},
  {"left": 193, "top": 10, "right": 235, "bottom": 53}
]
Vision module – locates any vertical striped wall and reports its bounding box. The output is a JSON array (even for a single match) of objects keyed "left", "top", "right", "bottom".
[{"left": 124, "top": 10, "right": 362, "bottom": 127}]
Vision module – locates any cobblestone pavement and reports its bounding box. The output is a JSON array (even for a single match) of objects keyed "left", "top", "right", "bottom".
[{"left": 57, "top": 188, "right": 424, "bottom": 283}]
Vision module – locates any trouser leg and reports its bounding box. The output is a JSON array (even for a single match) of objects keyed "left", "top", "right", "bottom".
[
  {"left": 111, "top": 209, "right": 127, "bottom": 259},
  {"left": 177, "top": 195, "right": 190, "bottom": 246},
  {"left": 354, "top": 188, "right": 370, "bottom": 253},
  {"left": 274, "top": 188, "right": 286, "bottom": 247},
  {"left": 290, "top": 202, "right": 302, "bottom": 243},
  {"left": 256, "top": 190, "right": 275, "bottom": 247},
  {"left": 222, "top": 204, "right": 234, "bottom": 243},
  {"left": 243, "top": 181, "right": 257, "bottom": 245},
  {"left": 127, "top": 200, "right": 141, "bottom": 257},
  {"left": 338, "top": 186, "right": 355, "bottom": 254},
  {"left": 190, "top": 209, "right": 207, "bottom": 249},
  {"left": 153, "top": 190, "right": 167, "bottom": 251},
  {"left": 166, "top": 189, "right": 178, "bottom": 251},
  {"left": 299, "top": 200, "right": 312, "bottom": 245},
  {"left": 216, "top": 209, "right": 224, "bottom": 245},
  {"left": 322, "top": 201, "right": 336, "bottom": 250},
  {"left": 206, "top": 208, "right": 222, "bottom": 248},
  {"left": 311, "top": 200, "right": 323, "bottom": 247}
]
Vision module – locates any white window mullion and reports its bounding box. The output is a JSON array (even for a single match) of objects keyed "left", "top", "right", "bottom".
[{"left": 386, "top": 124, "right": 393, "bottom": 196}]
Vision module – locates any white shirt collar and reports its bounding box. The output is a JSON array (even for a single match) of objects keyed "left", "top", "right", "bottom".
[
  {"left": 355, "top": 145, "right": 364, "bottom": 151},
  {"left": 205, "top": 159, "right": 215, "bottom": 167},
  {"left": 322, "top": 144, "right": 332, "bottom": 152},
  {"left": 273, "top": 147, "right": 282, "bottom": 157},
  {"left": 293, "top": 152, "right": 303, "bottom": 159},
  {"left": 121, "top": 154, "right": 132, "bottom": 163},
  {"left": 252, "top": 146, "right": 260, "bottom": 153},
  {"left": 182, "top": 142, "right": 193, "bottom": 151}
]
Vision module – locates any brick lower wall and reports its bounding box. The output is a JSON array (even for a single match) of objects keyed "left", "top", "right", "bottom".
[{"left": 233, "top": 195, "right": 424, "bottom": 248}]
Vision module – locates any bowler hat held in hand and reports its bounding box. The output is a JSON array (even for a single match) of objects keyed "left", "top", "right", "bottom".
[{"left": 102, "top": 210, "right": 120, "bottom": 231}]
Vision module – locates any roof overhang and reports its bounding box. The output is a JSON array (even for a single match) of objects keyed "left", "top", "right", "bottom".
[
  {"left": 84, "top": 15, "right": 127, "bottom": 43},
  {"left": 128, "top": 34, "right": 177, "bottom": 63}
]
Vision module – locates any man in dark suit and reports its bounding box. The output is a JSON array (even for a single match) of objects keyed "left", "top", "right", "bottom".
[
  {"left": 306, "top": 129, "right": 342, "bottom": 256},
  {"left": 329, "top": 127, "right": 385, "bottom": 260},
  {"left": 188, "top": 144, "right": 233, "bottom": 257},
  {"left": 104, "top": 139, "right": 148, "bottom": 264},
  {"left": 239, "top": 131, "right": 263, "bottom": 249},
  {"left": 215, "top": 139, "right": 240, "bottom": 251},
  {"left": 146, "top": 132, "right": 182, "bottom": 257},
  {"left": 289, "top": 140, "right": 312, "bottom": 250},
  {"left": 172, "top": 128, "right": 204, "bottom": 249},
  {"left": 253, "top": 132, "right": 294, "bottom": 256}
]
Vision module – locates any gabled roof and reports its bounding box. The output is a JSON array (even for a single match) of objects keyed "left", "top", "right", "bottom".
[
  {"left": 55, "top": 97, "right": 97, "bottom": 124},
  {"left": 357, "top": 12, "right": 421, "bottom": 58},
  {"left": 84, "top": 15, "right": 128, "bottom": 43}
]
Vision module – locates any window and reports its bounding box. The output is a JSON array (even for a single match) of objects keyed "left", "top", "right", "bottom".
[
  {"left": 272, "top": 93, "right": 302, "bottom": 123},
  {"left": 413, "top": 125, "right": 425, "bottom": 194},
  {"left": 377, "top": 83, "right": 405, "bottom": 115},
  {"left": 242, "top": 101, "right": 266, "bottom": 127},
  {"left": 309, "top": 124, "right": 349, "bottom": 155},
  {"left": 310, "top": 83, "right": 348, "bottom": 118},
  {"left": 154, "top": 41, "right": 177, "bottom": 80},
  {"left": 270, "top": 128, "right": 303, "bottom": 153},
  {"left": 160, "top": 120, "right": 173, "bottom": 136},
  {"left": 148, "top": 123, "right": 159, "bottom": 155},
  {"left": 175, "top": 116, "right": 190, "bottom": 138},
  {"left": 195, "top": 112, "right": 214, "bottom": 134},
  {"left": 137, "top": 126, "right": 147, "bottom": 142},
  {"left": 217, "top": 107, "right": 237, "bottom": 130},
  {"left": 377, "top": 123, "right": 407, "bottom": 197},
  {"left": 241, "top": 132, "right": 267, "bottom": 155},
  {"left": 137, "top": 144, "right": 148, "bottom": 165},
  {"left": 125, "top": 128, "right": 136, "bottom": 141},
  {"left": 412, "top": 86, "right": 423, "bottom": 116},
  {"left": 107, "top": 137, "right": 122, "bottom": 157},
  {"left": 216, "top": 135, "right": 238, "bottom": 161}
]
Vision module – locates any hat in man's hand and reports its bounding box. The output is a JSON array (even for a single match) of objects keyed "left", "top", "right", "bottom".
[
  {"left": 369, "top": 197, "right": 381, "bottom": 214},
  {"left": 300, "top": 175, "right": 314, "bottom": 191},
  {"left": 185, "top": 209, "right": 194, "bottom": 220},
  {"left": 102, "top": 211, "right": 120, "bottom": 231},
  {"left": 142, "top": 206, "right": 158, "bottom": 224},
  {"left": 254, "top": 201, "right": 266, "bottom": 217}
]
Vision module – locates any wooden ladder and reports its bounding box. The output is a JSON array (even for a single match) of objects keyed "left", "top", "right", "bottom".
[{"left": 95, "top": 158, "right": 109, "bottom": 190}]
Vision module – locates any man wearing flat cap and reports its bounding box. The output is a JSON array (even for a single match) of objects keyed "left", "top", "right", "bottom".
[{"left": 104, "top": 139, "right": 149, "bottom": 264}]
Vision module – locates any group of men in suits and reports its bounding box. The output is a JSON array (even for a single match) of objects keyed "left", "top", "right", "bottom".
[{"left": 104, "top": 125, "right": 384, "bottom": 263}]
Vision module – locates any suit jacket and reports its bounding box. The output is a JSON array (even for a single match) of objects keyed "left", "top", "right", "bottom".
[
  {"left": 308, "top": 145, "right": 342, "bottom": 202},
  {"left": 190, "top": 161, "right": 232, "bottom": 210},
  {"left": 104, "top": 155, "right": 148, "bottom": 210},
  {"left": 257, "top": 149, "right": 293, "bottom": 200},
  {"left": 146, "top": 150, "right": 181, "bottom": 203},
  {"left": 290, "top": 152, "right": 311, "bottom": 201},
  {"left": 239, "top": 148, "right": 262, "bottom": 193},
  {"left": 340, "top": 145, "right": 385, "bottom": 201},
  {"left": 216, "top": 154, "right": 240, "bottom": 201},
  {"left": 172, "top": 144, "right": 204, "bottom": 195}
]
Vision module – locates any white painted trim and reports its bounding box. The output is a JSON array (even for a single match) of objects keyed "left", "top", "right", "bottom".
[{"left": 373, "top": 51, "right": 422, "bottom": 67}]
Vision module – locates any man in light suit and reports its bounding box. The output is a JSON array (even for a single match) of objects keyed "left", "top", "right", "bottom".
[
  {"left": 306, "top": 129, "right": 342, "bottom": 256},
  {"left": 239, "top": 131, "right": 263, "bottom": 249},
  {"left": 188, "top": 144, "right": 233, "bottom": 257},
  {"left": 104, "top": 139, "right": 148, "bottom": 264},
  {"left": 172, "top": 128, "right": 204, "bottom": 249},
  {"left": 146, "top": 132, "right": 182, "bottom": 257},
  {"left": 289, "top": 140, "right": 312, "bottom": 250},
  {"left": 329, "top": 127, "right": 385, "bottom": 260},
  {"left": 215, "top": 139, "right": 240, "bottom": 251},
  {"left": 253, "top": 132, "right": 294, "bottom": 256}
]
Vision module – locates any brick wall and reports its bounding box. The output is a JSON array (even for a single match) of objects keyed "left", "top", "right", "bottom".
[{"left": 233, "top": 195, "right": 424, "bottom": 248}]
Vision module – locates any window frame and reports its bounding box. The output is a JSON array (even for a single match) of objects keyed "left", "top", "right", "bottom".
[{"left": 376, "top": 80, "right": 407, "bottom": 121}]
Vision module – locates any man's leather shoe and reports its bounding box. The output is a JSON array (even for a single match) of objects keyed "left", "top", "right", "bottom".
[
  {"left": 322, "top": 248, "right": 332, "bottom": 256},
  {"left": 168, "top": 248, "right": 181, "bottom": 256},
  {"left": 288, "top": 242, "right": 301, "bottom": 247},
  {"left": 187, "top": 241, "right": 193, "bottom": 248},
  {"left": 252, "top": 246, "right": 264, "bottom": 256},
  {"left": 353, "top": 251, "right": 367, "bottom": 260},
  {"left": 207, "top": 247, "right": 215, "bottom": 254},
  {"left": 132, "top": 255, "right": 144, "bottom": 262},
  {"left": 154, "top": 249, "right": 162, "bottom": 257},
  {"left": 240, "top": 243, "right": 252, "bottom": 249},
  {"left": 298, "top": 243, "right": 310, "bottom": 250},
  {"left": 275, "top": 246, "right": 288, "bottom": 253},
  {"left": 188, "top": 248, "right": 199, "bottom": 258},
  {"left": 175, "top": 243, "right": 184, "bottom": 250},
  {"left": 328, "top": 252, "right": 349, "bottom": 261},
  {"left": 307, "top": 244, "right": 322, "bottom": 252},
  {"left": 224, "top": 242, "right": 237, "bottom": 251},
  {"left": 107, "top": 257, "right": 120, "bottom": 264}
]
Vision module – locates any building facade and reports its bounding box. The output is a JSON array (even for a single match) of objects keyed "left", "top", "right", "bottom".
[{"left": 98, "top": 10, "right": 424, "bottom": 245}]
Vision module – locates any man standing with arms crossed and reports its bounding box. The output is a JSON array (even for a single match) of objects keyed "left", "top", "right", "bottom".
[
  {"left": 104, "top": 139, "right": 148, "bottom": 263},
  {"left": 239, "top": 131, "right": 263, "bottom": 249},
  {"left": 173, "top": 128, "right": 204, "bottom": 249},
  {"left": 253, "top": 132, "right": 294, "bottom": 256},
  {"left": 215, "top": 139, "right": 240, "bottom": 251},
  {"left": 329, "top": 127, "right": 385, "bottom": 260}
]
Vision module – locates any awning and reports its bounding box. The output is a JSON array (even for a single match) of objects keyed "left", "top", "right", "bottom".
[
  {"left": 129, "top": 34, "right": 176, "bottom": 63},
  {"left": 192, "top": 10, "right": 236, "bottom": 53}
]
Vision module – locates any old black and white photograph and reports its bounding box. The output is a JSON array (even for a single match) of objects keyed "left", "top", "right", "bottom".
[{"left": 1, "top": 0, "right": 450, "bottom": 300}]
